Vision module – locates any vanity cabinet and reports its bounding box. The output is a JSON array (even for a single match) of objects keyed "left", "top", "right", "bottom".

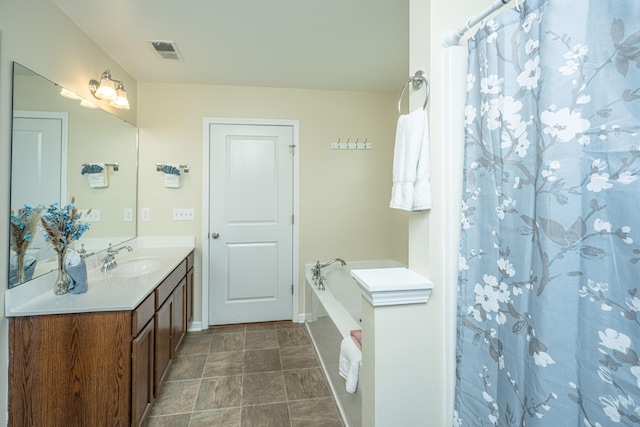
[
  {"left": 186, "top": 253, "right": 194, "bottom": 327},
  {"left": 153, "top": 256, "right": 188, "bottom": 395},
  {"left": 154, "top": 292, "right": 173, "bottom": 392},
  {"left": 8, "top": 250, "right": 195, "bottom": 427},
  {"left": 8, "top": 311, "right": 132, "bottom": 426},
  {"left": 172, "top": 278, "right": 187, "bottom": 355},
  {"left": 132, "top": 315, "right": 155, "bottom": 426}
]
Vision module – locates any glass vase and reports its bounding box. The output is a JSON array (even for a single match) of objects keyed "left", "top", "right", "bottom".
[{"left": 54, "top": 249, "right": 69, "bottom": 295}]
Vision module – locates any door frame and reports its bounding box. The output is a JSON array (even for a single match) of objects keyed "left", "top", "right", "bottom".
[{"left": 201, "top": 117, "right": 300, "bottom": 328}]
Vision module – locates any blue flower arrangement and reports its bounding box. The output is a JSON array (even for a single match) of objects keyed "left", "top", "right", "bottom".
[
  {"left": 10, "top": 205, "right": 41, "bottom": 253},
  {"left": 40, "top": 198, "right": 91, "bottom": 254},
  {"left": 10, "top": 205, "right": 42, "bottom": 284}
]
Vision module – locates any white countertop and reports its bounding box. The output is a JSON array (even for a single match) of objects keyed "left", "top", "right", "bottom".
[{"left": 5, "top": 236, "right": 195, "bottom": 317}]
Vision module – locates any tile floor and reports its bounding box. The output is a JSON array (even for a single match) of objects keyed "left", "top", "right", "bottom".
[{"left": 145, "top": 322, "right": 344, "bottom": 427}]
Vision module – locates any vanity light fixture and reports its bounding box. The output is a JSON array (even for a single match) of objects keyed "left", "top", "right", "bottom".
[
  {"left": 109, "top": 81, "right": 130, "bottom": 109},
  {"left": 88, "top": 69, "right": 130, "bottom": 110},
  {"left": 80, "top": 99, "right": 99, "bottom": 109},
  {"left": 60, "top": 85, "right": 99, "bottom": 109},
  {"left": 59, "top": 88, "right": 81, "bottom": 100}
]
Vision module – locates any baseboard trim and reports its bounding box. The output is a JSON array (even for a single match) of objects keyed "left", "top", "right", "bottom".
[{"left": 188, "top": 321, "right": 204, "bottom": 332}]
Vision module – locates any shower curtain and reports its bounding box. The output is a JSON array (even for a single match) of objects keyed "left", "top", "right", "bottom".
[{"left": 454, "top": 0, "right": 640, "bottom": 425}]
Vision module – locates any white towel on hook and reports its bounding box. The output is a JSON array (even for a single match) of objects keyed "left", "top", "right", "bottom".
[
  {"left": 338, "top": 336, "right": 362, "bottom": 393},
  {"left": 389, "top": 107, "right": 431, "bottom": 211}
]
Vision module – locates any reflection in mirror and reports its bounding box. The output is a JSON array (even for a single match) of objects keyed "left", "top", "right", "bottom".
[{"left": 9, "top": 63, "right": 138, "bottom": 288}]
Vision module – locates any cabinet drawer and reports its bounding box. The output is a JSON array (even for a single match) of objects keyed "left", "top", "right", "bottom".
[
  {"left": 186, "top": 251, "right": 194, "bottom": 271},
  {"left": 133, "top": 292, "right": 155, "bottom": 336},
  {"left": 155, "top": 260, "right": 187, "bottom": 308}
]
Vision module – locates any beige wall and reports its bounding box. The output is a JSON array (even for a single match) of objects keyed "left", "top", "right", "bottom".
[{"left": 137, "top": 82, "right": 409, "bottom": 323}]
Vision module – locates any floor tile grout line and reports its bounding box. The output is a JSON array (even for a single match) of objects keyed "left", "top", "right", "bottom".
[{"left": 187, "top": 378, "right": 202, "bottom": 421}]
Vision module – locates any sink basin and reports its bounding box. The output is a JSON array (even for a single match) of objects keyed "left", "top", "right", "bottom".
[{"left": 109, "top": 257, "right": 165, "bottom": 279}]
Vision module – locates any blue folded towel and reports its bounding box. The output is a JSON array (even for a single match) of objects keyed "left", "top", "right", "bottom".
[
  {"left": 160, "top": 165, "right": 181, "bottom": 176},
  {"left": 81, "top": 163, "right": 104, "bottom": 174},
  {"left": 67, "top": 259, "right": 88, "bottom": 294}
]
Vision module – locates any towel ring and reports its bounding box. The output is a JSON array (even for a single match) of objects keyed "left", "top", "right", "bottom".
[{"left": 397, "top": 70, "right": 430, "bottom": 115}]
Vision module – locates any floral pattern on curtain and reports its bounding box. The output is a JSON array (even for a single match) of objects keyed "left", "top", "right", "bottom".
[{"left": 454, "top": 0, "right": 640, "bottom": 425}]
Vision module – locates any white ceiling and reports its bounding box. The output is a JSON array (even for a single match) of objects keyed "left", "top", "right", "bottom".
[{"left": 50, "top": 0, "right": 409, "bottom": 93}]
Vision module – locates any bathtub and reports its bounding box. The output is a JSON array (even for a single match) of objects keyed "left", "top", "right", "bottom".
[{"left": 304, "top": 259, "right": 405, "bottom": 427}]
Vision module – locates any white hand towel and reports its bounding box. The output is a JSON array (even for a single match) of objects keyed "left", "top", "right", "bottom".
[
  {"left": 338, "top": 336, "right": 362, "bottom": 393},
  {"left": 162, "top": 164, "right": 181, "bottom": 188},
  {"left": 86, "top": 163, "right": 108, "bottom": 188},
  {"left": 390, "top": 107, "right": 432, "bottom": 211}
]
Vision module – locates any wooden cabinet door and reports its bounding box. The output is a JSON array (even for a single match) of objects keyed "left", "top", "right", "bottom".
[
  {"left": 132, "top": 320, "right": 154, "bottom": 427},
  {"left": 186, "top": 267, "right": 194, "bottom": 325},
  {"left": 172, "top": 279, "right": 187, "bottom": 356},
  {"left": 8, "top": 312, "right": 131, "bottom": 426},
  {"left": 154, "top": 297, "right": 172, "bottom": 395}
]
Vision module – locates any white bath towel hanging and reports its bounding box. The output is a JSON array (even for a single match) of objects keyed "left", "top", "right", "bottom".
[
  {"left": 338, "top": 336, "right": 362, "bottom": 393},
  {"left": 389, "top": 107, "right": 432, "bottom": 211}
]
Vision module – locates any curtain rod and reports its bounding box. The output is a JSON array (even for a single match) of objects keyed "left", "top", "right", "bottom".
[{"left": 442, "top": 0, "right": 513, "bottom": 47}]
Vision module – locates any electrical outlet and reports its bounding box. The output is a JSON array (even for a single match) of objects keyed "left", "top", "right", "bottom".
[
  {"left": 172, "top": 208, "right": 195, "bottom": 221},
  {"left": 124, "top": 208, "right": 134, "bottom": 222},
  {"left": 141, "top": 208, "right": 150, "bottom": 222},
  {"left": 330, "top": 142, "right": 339, "bottom": 149}
]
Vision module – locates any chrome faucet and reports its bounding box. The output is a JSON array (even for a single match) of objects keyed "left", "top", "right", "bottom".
[
  {"left": 77, "top": 243, "right": 95, "bottom": 260},
  {"left": 311, "top": 258, "right": 346, "bottom": 290},
  {"left": 101, "top": 244, "right": 133, "bottom": 272},
  {"left": 317, "top": 275, "right": 326, "bottom": 291}
]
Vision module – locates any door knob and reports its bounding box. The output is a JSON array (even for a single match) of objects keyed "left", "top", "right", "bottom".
[{"left": 211, "top": 232, "right": 220, "bottom": 239}]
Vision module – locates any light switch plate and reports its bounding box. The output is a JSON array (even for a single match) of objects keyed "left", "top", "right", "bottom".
[
  {"left": 173, "top": 208, "right": 195, "bottom": 220},
  {"left": 81, "top": 209, "right": 100, "bottom": 222}
]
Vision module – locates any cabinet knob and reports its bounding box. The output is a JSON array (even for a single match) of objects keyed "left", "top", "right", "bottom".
[{"left": 211, "top": 232, "right": 220, "bottom": 239}]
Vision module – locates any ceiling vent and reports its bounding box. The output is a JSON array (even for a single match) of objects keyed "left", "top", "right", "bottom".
[{"left": 148, "top": 40, "right": 184, "bottom": 61}]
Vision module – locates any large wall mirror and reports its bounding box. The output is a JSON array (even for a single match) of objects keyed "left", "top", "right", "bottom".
[{"left": 9, "top": 62, "right": 138, "bottom": 288}]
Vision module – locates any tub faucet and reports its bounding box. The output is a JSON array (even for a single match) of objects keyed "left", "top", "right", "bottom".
[
  {"left": 101, "top": 244, "right": 133, "bottom": 272},
  {"left": 317, "top": 275, "right": 326, "bottom": 291},
  {"left": 311, "top": 258, "right": 346, "bottom": 288}
]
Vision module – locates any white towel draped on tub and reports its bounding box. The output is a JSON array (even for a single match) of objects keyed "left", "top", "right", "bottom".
[
  {"left": 389, "top": 107, "right": 432, "bottom": 211},
  {"left": 338, "top": 336, "right": 362, "bottom": 393}
]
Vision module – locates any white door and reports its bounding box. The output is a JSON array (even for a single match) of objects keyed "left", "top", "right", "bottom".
[
  {"left": 12, "top": 112, "right": 68, "bottom": 260},
  {"left": 208, "top": 123, "right": 294, "bottom": 325}
]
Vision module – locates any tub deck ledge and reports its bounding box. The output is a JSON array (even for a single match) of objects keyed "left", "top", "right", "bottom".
[{"left": 350, "top": 267, "right": 434, "bottom": 307}]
